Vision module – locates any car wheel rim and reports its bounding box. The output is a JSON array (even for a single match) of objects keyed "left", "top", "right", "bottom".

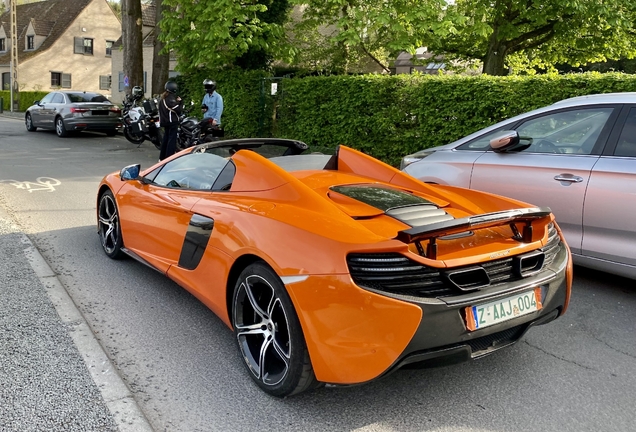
[
  {"left": 26, "top": 115, "right": 32, "bottom": 129},
  {"left": 234, "top": 275, "right": 291, "bottom": 386},
  {"left": 56, "top": 119, "right": 63, "bottom": 135},
  {"left": 98, "top": 194, "right": 119, "bottom": 254}
]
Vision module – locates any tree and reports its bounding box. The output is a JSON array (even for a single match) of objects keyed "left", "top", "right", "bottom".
[
  {"left": 121, "top": 0, "right": 144, "bottom": 93},
  {"left": 429, "top": 0, "right": 636, "bottom": 75},
  {"left": 160, "top": 0, "right": 291, "bottom": 72},
  {"left": 151, "top": 0, "right": 169, "bottom": 95},
  {"left": 290, "top": 0, "right": 451, "bottom": 73},
  {"left": 107, "top": 0, "right": 121, "bottom": 19}
]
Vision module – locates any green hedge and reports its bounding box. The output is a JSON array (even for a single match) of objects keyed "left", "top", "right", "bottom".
[
  {"left": 0, "top": 91, "right": 50, "bottom": 112},
  {"left": 174, "top": 68, "right": 272, "bottom": 139},
  {"left": 7, "top": 72, "right": 636, "bottom": 167},
  {"left": 275, "top": 72, "right": 636, "bottom": 166}
]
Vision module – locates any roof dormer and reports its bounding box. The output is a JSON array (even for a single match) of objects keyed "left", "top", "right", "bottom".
[
  {"left": 24, "top": 18, "right": 52, "bottom": 51},
  {"left": 0, "top": 24, "right": 7, "bottom": 53}
]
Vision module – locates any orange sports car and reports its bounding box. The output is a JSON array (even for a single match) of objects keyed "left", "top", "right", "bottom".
[{"left": 97, "top": 138, "right": 572, "bottom": 397}]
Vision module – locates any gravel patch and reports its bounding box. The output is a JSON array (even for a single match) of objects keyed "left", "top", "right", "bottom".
[{"left": 0, "top": 218, "right": 118, "bottom": 432}]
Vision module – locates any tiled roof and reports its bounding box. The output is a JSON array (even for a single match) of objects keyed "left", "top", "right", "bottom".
[
  {"left": 141, "top": 2, "right": 156, "bottom": 27},
  {"left": 32, "top": 18, "right": 55, "bottom": 36},
  {"left": 0, "top": 0, "right": 93, "bottom": 64}
]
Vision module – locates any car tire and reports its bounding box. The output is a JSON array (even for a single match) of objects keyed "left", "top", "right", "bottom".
[
  {"left": 232, "top": 262, "right": 318, "bottom": 397},
  {"left": 55, "top": 116, "right": 68, "bottom": 137},
  {"left": 105, "top": 130, "right": 117, "bottom": 137},
  {"left": 98, "top": 190, "right": 125, "bottom": 260},
  {"left": 25, "top": 113, "right": 37, "bottom": 132}
]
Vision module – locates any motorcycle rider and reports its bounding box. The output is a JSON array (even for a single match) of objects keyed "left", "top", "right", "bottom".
[
  {"left": 202, "top": 79, "right": 223, "bottom": 126},
  {"left": 158, "top": 81, "right": 182, "bottom": 161}
]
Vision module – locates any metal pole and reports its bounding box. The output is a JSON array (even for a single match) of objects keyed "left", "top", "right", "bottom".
[
  {"left": 10, "top": 0, "right": 19, "bottom": 112},
  {"left": 9, "top": 60, "right": 13, "bottom": 112}
]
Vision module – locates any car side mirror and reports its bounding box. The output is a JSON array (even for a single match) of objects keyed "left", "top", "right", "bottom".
[
  {"left": 120, "top": 164, "right": 141, "bottom": 181},
  {"left": 490, "top": 130, "right": 532, "bottom": 153},
  {"left": 34, "top": 100, "right": 41, "bottom": 106}
]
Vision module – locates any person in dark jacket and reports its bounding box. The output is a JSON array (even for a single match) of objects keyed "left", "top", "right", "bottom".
[{"left": 158, "top": 81, "right": 182, "bottom": 161}]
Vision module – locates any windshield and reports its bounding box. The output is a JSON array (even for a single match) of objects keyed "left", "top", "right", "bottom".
[{"left": 67, "top": 93, "right": 110, "bottom": 103}]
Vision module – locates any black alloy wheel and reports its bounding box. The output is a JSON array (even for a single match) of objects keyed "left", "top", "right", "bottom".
[
  {"left": 55, "top": 116, "right": 68, "bottom": 137},
  {"left": 232, "top": 263, "right": 318, "bottom": 397},
  {"left": 98, "top": 191, "right": 125, "bottom": 259},
  {"left": 25, "top": 113, "right": 37, "bottom": 132}
]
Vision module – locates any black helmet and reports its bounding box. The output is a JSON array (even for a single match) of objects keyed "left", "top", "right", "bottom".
[
  {"left": 203, "top": 79, "right": 216, "bottom": 93},
  {"left": 132, "top": 85, "right": 143, "bottom": 97},
  {"left": 164, "top": 81, "right": 178, "bottom": 94}
]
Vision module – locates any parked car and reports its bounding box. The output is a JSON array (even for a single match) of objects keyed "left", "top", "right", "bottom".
[
  {"left": 402, "top": 92, "right": 636, "bottom": 280},
  {"left": 97, "top": 138, "right": 571, "bottom": 397},
  {"left": 25, "top": 91, "right": 121, "bottom": 137}
]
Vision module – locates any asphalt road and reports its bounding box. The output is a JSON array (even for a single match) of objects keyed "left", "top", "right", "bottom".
[{"left": 1, "top": 115, "right": 635, "bottom": 432}]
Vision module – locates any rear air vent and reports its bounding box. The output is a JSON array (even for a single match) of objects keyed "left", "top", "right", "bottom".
[{"left": 386, "top": 204, "right": 454, "bottom": 227}]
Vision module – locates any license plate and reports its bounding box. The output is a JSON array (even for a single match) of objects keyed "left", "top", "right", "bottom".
[{"left": 465, "top": 288, "right": 542, "bottom": 331}]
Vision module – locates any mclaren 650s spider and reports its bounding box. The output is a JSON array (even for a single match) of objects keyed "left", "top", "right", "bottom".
[{"left": 97, "top": 138, "right": 572, "bottom": 397}]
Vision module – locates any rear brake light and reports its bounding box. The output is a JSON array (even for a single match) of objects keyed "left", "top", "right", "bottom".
[
  {"left": 110, "top": 107, "right": 121, "bottom": 114},
  {"left": 70, "top": 107, "right": 89, "bottom": 113}
]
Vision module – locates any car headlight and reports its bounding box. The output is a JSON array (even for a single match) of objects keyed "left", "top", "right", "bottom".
[{"left": 400, "top": 151, "right": 434, "bottom": 170}]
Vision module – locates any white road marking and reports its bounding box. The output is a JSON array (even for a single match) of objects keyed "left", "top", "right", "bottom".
[{"left": 0, "top": 177, "right": 61, "bottom": 192}]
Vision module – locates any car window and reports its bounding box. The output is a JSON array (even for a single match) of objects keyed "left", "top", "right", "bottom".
[
  {"left": 67, "top": 92, "right": 109, "bottom": 103},
  {"left": 457, "top": 127, "right": 509, "bottom": 151},
  {"left": 51, "top": 93, "right": 65, "bottom": 104},
  {"left": 614, "top": 107, "right": 636, "bottom": 158},
  {"left": 40, "top": 93, "right": 55, "bottom": 104},
  {"left": 152, "top": 153, "right": 229, "bottom": 190},
  {"left": 516, "top": 108, "right": 613, "bottom": 155}
]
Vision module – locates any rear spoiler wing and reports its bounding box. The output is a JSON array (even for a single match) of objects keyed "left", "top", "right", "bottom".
[{"left": 395, "top": 207, "right": 552, "bottom": 259}]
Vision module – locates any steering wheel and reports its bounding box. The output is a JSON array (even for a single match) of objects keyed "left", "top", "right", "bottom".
[{"left": 535, "top": 140, "right": 559, "bottom": 153}]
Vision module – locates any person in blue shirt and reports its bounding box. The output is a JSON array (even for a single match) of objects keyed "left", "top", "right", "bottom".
[{"left": 201, "top": 79, "right": 223, "bottom": 126}]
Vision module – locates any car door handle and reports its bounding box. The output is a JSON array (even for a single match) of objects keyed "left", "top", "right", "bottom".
[{"left": 554, "top": 174, "right": 583, "bottom": 183}]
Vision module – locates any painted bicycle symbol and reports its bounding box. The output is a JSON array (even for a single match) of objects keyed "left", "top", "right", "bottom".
[{"left": 0, "top": 177, "right": 62, "bottom": 192}]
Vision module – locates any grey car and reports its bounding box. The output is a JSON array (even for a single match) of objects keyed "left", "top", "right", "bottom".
[
  {"left": 402, "top": 92, "right": 636, "bottom": 279},
  {"left": 25, "top": 91, "right": 121, "bottom": 137}
]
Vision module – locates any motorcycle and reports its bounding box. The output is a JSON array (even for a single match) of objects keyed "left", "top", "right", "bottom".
[
  {"left": 176, "top": 102, "right": 224, "bottom": 150},
  {"left": 121, "top": 93, "right": 164, "bottom": 150}
]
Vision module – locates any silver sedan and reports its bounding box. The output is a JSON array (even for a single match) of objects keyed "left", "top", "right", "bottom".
[
  {"left": 402, "top": 92, "right": 636, "bottom": 279},
  {"left": 25, "top": 91, "right": 121, "bottom": 137}
]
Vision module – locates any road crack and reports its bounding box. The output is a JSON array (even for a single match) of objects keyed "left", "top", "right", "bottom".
[
  {"left": 588, "top": 334, "right": 636, "bottom": 360},
  {"left": 523, "top": 340, "right": 597, "bottom": 371}
]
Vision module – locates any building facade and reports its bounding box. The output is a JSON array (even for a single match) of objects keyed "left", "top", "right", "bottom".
[{"left": 0, "top": 0, "right": 120, "bottom": 97}]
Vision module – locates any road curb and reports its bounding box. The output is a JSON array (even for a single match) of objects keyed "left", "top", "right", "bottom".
[{"left": 19, "top": 233, "right": 155, "bottom": 432}]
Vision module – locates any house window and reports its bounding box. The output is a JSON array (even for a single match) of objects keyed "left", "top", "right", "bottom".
[
  {"left": 99, "top": 75, "right": 112, "bottom": 90},
  {"left": 51, "top": 72, "right": 61, "bottom": 87},
  {"left": 27, "top": 35, "right": 34, "bottom": 50},
  {"left": 105, "top": 40, "right": 114, "bottom": 57},
  {"left": 74, "top": 37, "right": 94, "bottom": 55},
  {"left": 0, "top": 38, "right": 5, "bottom": 52},
  {"left": 84, "top": 38, "right": 93, "bottom": 55},
  {"left": 51, "top": 72, "right": 71, "bottom": 88}
]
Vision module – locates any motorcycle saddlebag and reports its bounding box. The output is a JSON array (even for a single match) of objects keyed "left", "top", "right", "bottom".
[
  {"left": 130, "top": 120, "right": 148, "bottom": 134},
  {"left": 143, "top": 99, "right": 158, "bottom": 115}
]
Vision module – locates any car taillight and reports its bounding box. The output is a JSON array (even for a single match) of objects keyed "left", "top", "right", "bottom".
[
  {"left": 70, "top": 107, "right": 89, "bottom": 113},
  {"left": 110, "top": 107, "right": 121, "bottom": 114}
]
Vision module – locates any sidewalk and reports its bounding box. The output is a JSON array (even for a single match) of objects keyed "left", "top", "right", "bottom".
[
  {"left": 0, "top": 110, "right": 24, "bottom": 119},
  {"left": 0, "top": 206, "right": 152, "bottom": 431}
]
